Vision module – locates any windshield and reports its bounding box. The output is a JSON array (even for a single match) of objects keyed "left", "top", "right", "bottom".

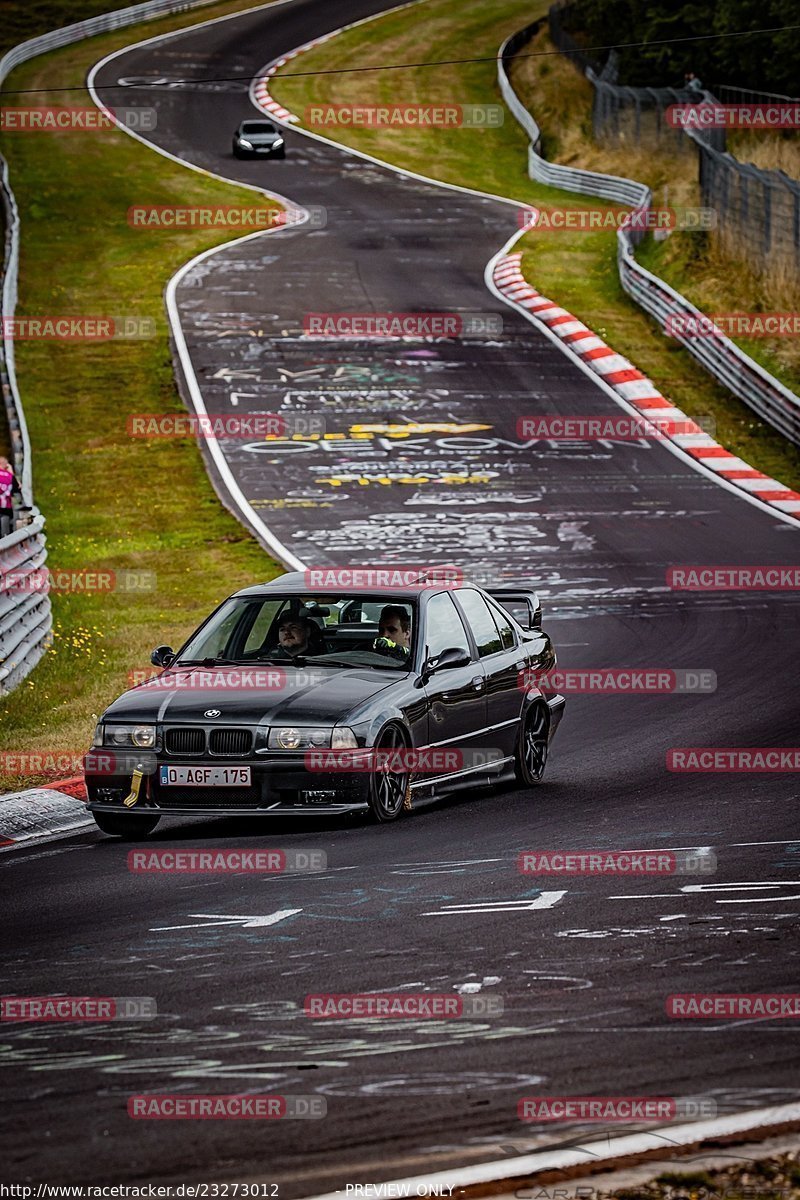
[
  {"left": 242, "top": 121, "right": 276, "bottom": 133},
  {"left": 176, "top": 594, "right": 416, "bottom": 670}
]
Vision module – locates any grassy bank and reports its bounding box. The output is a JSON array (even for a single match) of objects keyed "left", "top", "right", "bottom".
[
  {"left": 271, "top": 0, "right": 800, "bottom": 490},
  {"left": 510, "top": 27, "right": 800, "bottom": 392},
  {"left": 0, "top": 0, "right": 286, "bottom": 788}
]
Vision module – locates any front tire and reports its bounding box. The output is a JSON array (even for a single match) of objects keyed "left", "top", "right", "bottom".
[
  {"left": 367, "top": 725, "right": 410, "bottom": 823},
  {"left": 92, "top": 811, "right": 160, "bottom": 839},
  {"left": 515, "top": 702, "right": 549, "bottom": 786}
]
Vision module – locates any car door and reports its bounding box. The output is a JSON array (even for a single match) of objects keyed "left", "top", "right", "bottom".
[
  {"left": 421, "top": 591, "right": 487, "bottom": 769},
  {"left": 452, "top": 589, "right": 524, "bottom": 761}
]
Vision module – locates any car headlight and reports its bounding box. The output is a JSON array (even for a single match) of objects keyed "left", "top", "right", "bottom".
[
  {"left": 267, "top": 726, "right": 357, "bottom": 750},
  {"left": 272, "top": 138, "right": 284, "bottom": 147},
  {"left": 238, "top": 138, "right": 253, "bottom": 149},
  {"left": 97, "top": 724, "right": 156, "bottom": 749},
  {"left": 269, "top": 727, "right": 331, "bottom": 750}
]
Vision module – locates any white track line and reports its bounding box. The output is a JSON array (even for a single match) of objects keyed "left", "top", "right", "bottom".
[
  {"left": 485, "top": 235, "right": 800, "bottom": 529},
  {"left": 87, "top": 0, "right": 310, "bottom": 569},
  {"left": 299, "top": 1103, "right": 800, "bottom": 1200}
]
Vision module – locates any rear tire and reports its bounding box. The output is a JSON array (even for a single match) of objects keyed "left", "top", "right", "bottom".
[
  {"left": 92, "top": 811, "right": 160, "bottom": 839},
  {"left": 515, "top": 702, "right": 549, "bottom": 786},
  {"left": 367, "top": 725, "right": 410, "bottom": 823}
]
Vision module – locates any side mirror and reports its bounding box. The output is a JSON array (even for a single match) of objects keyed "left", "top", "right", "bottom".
[
  {"left": 429, "top": 646, "right": 471, "bottom": 673},
  {"left": 151, "top": 645, "right": 175, "bottom": 668}
]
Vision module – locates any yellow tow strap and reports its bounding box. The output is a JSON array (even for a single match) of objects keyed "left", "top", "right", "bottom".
[{"left": 123, "top": 768, "right": 144, "bottom": 808}]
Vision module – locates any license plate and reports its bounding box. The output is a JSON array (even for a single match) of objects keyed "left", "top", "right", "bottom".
[{"left": 160, "top": 765, "right": 251, "bottom": 787}]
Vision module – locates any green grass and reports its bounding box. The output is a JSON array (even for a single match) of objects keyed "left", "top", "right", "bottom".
[
  {"left": 0, "top": 0, "right": 146, "bottom": 59},
  {"left": 0, "top": 0, "right": 289, "bottom": 789},
  {"left": 271, "top": 0, "right": 800, "bottom": 491}
]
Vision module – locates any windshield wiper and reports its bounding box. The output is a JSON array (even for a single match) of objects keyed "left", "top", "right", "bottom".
[
  {"left": 173, "top": 657, "right": 241, "bottom": 667},
  {"left": 304, "top": 656, "right": 404, "bottom": 669}
]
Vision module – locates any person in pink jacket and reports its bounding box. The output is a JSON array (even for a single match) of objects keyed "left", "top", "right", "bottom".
[{"left": 0, "top": 456, "right": 21, "bottom": 538}]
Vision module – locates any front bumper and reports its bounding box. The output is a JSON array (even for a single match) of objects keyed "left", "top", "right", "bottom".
[
  {"left": 235, "top": 143, "right": 283, "bottom": 156},
  {"left": 86, "top": 754, "right": 370, "bottom": 816}
]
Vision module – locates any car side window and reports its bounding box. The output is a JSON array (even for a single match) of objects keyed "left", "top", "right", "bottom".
[
  {"left": 425, "top": 592, "right": 472, "bottom": 661},
  {"left": 243, "top": 601, "right": 283, "bottom": 653},
  {"left": 485, "top": 598, "right": 517, "bottom": 650},
  {"left": 456, "top": 590, "right": 503, "bottom": 657}
]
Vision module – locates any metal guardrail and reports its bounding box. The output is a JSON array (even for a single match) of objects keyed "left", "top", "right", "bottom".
[
  {"left": 0, "top": 0, "right": 222, "bottom": 695},
  {"left": 498, "top": 24, "right": 650, "bottom": 208},
  {"left": 0, "top": 158, "right": 51, "bottom": 696},
  {"left": 0, "top": 516, "right": 51, "bottom": 695},
  {"left": 497, "top": 24, "right": 800, "bottom": 447}
]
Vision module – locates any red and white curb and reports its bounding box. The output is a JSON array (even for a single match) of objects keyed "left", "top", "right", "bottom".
[
  {"left": 251, "top": 32, "right": 338, "bottom": 123},
  {"left": 494, "top": 252, "right": 800, "bottom": 520},
  {"left": 0, "top": 785, "right": 91, "bottom": 851}
]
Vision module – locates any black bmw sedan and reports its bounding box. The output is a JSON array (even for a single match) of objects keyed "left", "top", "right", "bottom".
[{"left": 84, "top": 573, "right": 566, "bottom": 837}]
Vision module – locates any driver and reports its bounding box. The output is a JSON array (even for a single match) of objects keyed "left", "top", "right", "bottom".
[
  {"left": 373, "top": 605, "right": 411, "bottom": 663},
  {"left": 276, "top": 614, "right": 316, "bottom": 659}
]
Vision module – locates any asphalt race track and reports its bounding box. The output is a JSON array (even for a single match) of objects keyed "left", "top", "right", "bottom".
[{"left": 3, "top": 0, "right": 800, "bottom": 1191}]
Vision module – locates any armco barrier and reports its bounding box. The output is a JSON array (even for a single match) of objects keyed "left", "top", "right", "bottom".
[
  {"left": 0, "top": 514, "right": 51, "bottom": 695},
  {"left": 0, "top": 0, "right": 224, "bottom": 694},
  {"left": 498, "top": 23, "right": 800, "bottom": 447}
]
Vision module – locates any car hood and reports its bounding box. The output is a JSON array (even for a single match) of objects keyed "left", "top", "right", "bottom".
[
  {"left": 102, "top": 664, "right": 403, "bottom": 725},
  {"left": 241, "top": 132, "right": 280, "bottom": 144}
]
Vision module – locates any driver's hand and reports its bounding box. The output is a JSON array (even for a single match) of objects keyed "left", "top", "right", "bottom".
[{"left": 373, "top": 636, "right": 409, "bottom": 661}]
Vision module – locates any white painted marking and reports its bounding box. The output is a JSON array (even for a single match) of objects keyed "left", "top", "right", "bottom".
[
  {"left": 423, "top": 893, "right": 566, "bottom": 916},
  {"left": 731, "top": 840, "right": 800, "bottom": 846},
  {"left": 151, "top": 909, "right": 302, "bottom": 931}
]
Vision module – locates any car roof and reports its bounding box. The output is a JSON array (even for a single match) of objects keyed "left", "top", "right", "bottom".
[{"left": 233, "top": 571, "right": 456, "bottom": 599}]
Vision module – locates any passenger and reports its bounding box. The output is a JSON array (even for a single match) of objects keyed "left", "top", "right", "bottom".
[{"left": 373, "top": 605, "right": 411, "bottom": 663}]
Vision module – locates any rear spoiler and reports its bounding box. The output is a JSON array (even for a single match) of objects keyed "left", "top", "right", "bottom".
[{"left": 485, "top": 583, "right": 542, "bottom": 631}]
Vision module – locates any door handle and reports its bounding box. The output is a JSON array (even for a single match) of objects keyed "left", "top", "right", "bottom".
[{"left": 471, "top": 676, "right": 484, "bottom": 691}]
